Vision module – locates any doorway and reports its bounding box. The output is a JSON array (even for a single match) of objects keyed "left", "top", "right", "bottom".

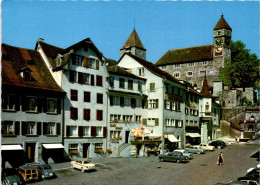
[
  {"left": 25, "top": 143, "right": 36, "bottom": 162},
  {"left": 83, "top": 143, "right": 90, "bottom": 158},
  {"left": 125, "top": 131, "right": 130, "bottom": 143}
]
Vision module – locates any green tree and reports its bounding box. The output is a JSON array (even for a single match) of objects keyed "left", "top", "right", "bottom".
[{"left": 220, "top": 40, "right": 259, "bottom": 88}]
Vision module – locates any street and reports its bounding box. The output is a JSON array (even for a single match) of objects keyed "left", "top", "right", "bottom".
[{"left": 31, "top": 144, "right": 259, "bottom": 185}]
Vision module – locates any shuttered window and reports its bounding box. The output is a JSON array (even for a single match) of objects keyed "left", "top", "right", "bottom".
[
  {"left": 84, "top": 109, "right": 91, "bottom": 121},
  {"left": 119, "top": 78, "right": 125, "bottom": 88},
  {"left": 70, "top": 90, "right": 78, "bottom": 101},
  {"left": 103, "top": 127, "right": 107, "bottom": 137},
  {"left": 128, "top": 80, "right": 133, "bottom": 90},
  {"left": 96, "top": 110, "right": 103, "bottom": 121},
  {"left": 91, "top": 126, "right": 96, "bottom": 137},
  {"left": 97, "top": 93, "right": 103, "bottom": 104},
  {"left": 70, "top": 107, "right": 78, "bottom": 120},
  {"left": 69, "top": 70, "right": 77, "bottom": 82},
  {"left": 91, "top": 74, "right": 95, "bottom": 86},
  {"left": 84, "top": 92, "right": 91, "bottom": 102},
  {"left": 150, "top": 83, "right": 155, "bottom": 91},
  {"left": 96, "top": 75, "right": 103, "bottom": 87},
  {"left": 78, "top": 126, "right": 83, "bottom": 137}
]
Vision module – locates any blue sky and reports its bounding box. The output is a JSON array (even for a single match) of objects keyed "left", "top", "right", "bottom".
[{"left": 2, "top": 1, "right": 259, "bottom": 63}]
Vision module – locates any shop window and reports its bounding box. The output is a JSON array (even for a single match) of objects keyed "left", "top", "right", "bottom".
[
  {"left": 94, "top": 143, "right": 103, "bottom": 153},
  {"left": 69, "top": 144, "right": 78, "bottom": 155}
]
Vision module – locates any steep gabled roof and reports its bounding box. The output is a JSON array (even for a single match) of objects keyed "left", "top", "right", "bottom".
[
  {"left": 2, "top": 43, "right": 63, "bottom": 93},
  {"left": 120, "top": 53, "right": 183, "bottom": 86},
  {"left": 214, "top": 15, "right": 232, "bottom": 30},
  {"left": 107, "top": 65, "right": 146, "bottom": 80},
  {"left": 155, "top": 45, "right": 213, "bottom": 66},
  {"left": 106, "top": 58, "right": 117, "bottom": 67},
  {"left": 121, "top": 29, "right": 146, "bottom": 50},
  {"left": 200, "top": 74, "right": 212, "bottom": 97}
]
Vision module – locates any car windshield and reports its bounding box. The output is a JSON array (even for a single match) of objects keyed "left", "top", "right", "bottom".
[{"left": 83, "top": 161, "right": 90, "bottom": 164}]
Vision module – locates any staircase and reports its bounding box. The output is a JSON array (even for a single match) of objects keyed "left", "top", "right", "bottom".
[{"left": 108, "top": 143, "right": 130, "bottom": 158}]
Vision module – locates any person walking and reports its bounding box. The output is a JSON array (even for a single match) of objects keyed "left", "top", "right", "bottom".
[
  {"left": 217, "top": 153, "right": 223, "bottom": 166},
  {"left": 220, "top": 152, "right": 224, "bottom": 164}
]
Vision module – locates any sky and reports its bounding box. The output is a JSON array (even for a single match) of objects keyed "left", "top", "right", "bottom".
[{"left": 2, "top": 1, "right": 259, "bottom": 63}]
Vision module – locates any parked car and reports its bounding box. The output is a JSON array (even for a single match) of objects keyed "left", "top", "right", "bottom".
[
  {"left": 18, "top": 165, "right": 40, "bottom": 182},
  {"left": 2, "top": 168, "right": 25, "bottom": 185},
  {"left": 196, "top": 143, "right": 215, "bottom": 151},
  {"left": 185, "top": 146, "right": 206, "bottom": 154},
  {"left": 247, "top": 164, "right": 260, "bottom": 173},
  {"left": 174, "top": 149, "right": 194, "bottom": 159},
  {"left": 226, "top": 180, "right": 258, "bottom": 185},
  {"left": 71, "top": 158, "right": 95, "bottom": 172},
  {"left": 238, "top": 168, "right": 260, "bottom": 182},
  {"left": 159, "top": 152, "right": 189, "bottom": 163},
  {"left": 25, "top": 163, "right": 56, "bottom": 179},
  {"left": 209, "top": 140, "right": 227, "bottom": 149}
]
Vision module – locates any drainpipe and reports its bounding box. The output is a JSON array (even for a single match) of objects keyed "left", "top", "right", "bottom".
[{"left": 162, "top": 78, "right": 166, "bottom": 151}]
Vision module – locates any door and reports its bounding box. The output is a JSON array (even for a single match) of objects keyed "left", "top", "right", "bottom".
[
  {"left": 26, "top": 143, "right": 36, "bottom": 162},
  {"left": 83, "top": 143, "right": 90, "bottom": 158},
  {"left": 125, "top": 131, "right": 130, "bottom": 143}
]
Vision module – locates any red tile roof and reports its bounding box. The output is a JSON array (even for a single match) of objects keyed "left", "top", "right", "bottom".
[
  {"left": 200, "top": 74, "right": 212, "bottom": 97},
  {"left": 121, "top": 29, "right": 146, "bottom": 50},
  {"left": 214, "top": 15, "right": 232, "bottom": 30},
  {"left": 2, "top": 43, "right": 63, "bottom": 93},
  {"left": 107, "top": 65, "right": 146, "bottom": 80},
  {"left": 155, "top": 45, "right": 213, "bottom": 66}
]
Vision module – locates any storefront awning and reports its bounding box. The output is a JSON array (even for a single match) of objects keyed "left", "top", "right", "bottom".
[
  {"left": 42, "top": 144, "right": 64, "bottom": 149},
  {"left": 186, "top": 133, "right": 201, "bottom": 138},
  {"left": 1, "top": 145, "right": 23, "bottom": 150},
  {"left": 168, "top": 135, "right": 180, "bottom": 142}
]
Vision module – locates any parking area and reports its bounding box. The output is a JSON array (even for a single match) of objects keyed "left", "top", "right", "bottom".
[{"left": 27, "top": 144, "right": 259, "bottom": 185}]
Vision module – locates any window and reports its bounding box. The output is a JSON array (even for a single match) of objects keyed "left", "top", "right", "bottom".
[
  {"left": 47, "top": 98, "right": 57, "bottom": 113},
  {"left": 83, "top": 126, "right": 90, "bottom": 136},
  {"left": 113, "top": 96, "right": 120, "bottom": 106},
  {"left": 110, "top": 114, "right": 121, "bottom": 122},
  {"left": 84, "top": 92, "right": 91, "bottom": 102},
  {"left": 47, "top": 123, "right": 56, "bottom": 135},
  {"left": 171, "top": 101, "right": 176, "bottom": 111},
  {"left": 26, "top": 97, "right": 37, "bottom": 112},
  {"left": 185, "top": 108, "right": 189, "bottom": 115},
  {"left": 82, "top": 73, "right": 90, "bottom": 85},
  {"left": 136, "top": 99, "right": 142, "bottom": 108},
  {"left": 69, "top": 70, "right": 77, "bottom": 83},
  {"left": 138, "top": 67, "right": 145, "bottom": 76},
  {"left": 166, "top": 119, "right": 175, "bottom": 127},
  {"left": 124, "top": 97, "right": 131, "bottom": 107},
  {"left": 95, "top": 143, "right": 103, "bottom": 153},
  {"left": 148, "top": 118, "right": 156, "bottom": 127},
  {"left": 161, "top": 65, "right": 166, "bottom": 69},
  {"left": 2, "top": 121, "right": 15, "bottom": 135},
  {"left": 89, "top": 58, "right": 96, "bottom": 69},
  {"left": 166, "top": 100, "right": 170, "bottom": 110},
  {"left": 131, "top": 98, "right": 136, "bottom": 108},
  {"left": 135, "top": 115, "right": 142, "bottom": 122},
  {"left": 72, "top": 55, "right": 83, "bottom": 66},
  {"left": 109, "top": 76, "right": 114, "bottom": 87},
  {"left": 123, "top": 115, "right": 133, "bottom": 122},
  {"left": 173, "top": 72, "right": 180, "bottom": 78},
  {"left": 187, "top": 71, "right": 193, "bottom": 77},
  {"left": 70, "top": 90, "right": 78, "bottom": 101},
  {"left": 96, "top": 127, "right": 102, "bottom": 136},
  {"left": 138, "top": 81, "right": 142, "bottom": 91},
  {"left": 96, "top": 75, "right": 103, "bottom": 87},
  {"left": 190, "top": 120, "right": 193, "bottom": 126},
  {"left": 70, "top": 107, "right": 78, "bottom": 120},
  {"left": 119, "top": 78, "right": 125, "bottom": 88},
  {"left": 27, "top": 122, "right": 36, "bottom": 135},
  {"left": 149, "top": 99, "right": 158, "bottom": 109},
  {"left": 218, "top": 31, "right": 221, "bottom": 35},
  {"left": 188, "top": 62, "right": 195, "bottom": 67},
  {"left": 69, "top": 126, "right": 77, "bottom": 136},
  {"left": 174, "top": 64, "right": 181, "bottom": 68},
  {"left": 194, "top": 121, "right": 198, "bottom": 126},
  {"left": 120, "top": 97, "right": 124, "bottom": 107},
  {"left": 186, "top": 120, "right": 189, "bottom": 126},
  {"left": 110, "top": 131, "right": 122, "bottom": 139},
  {"left": 150, "top": 83, "right": 155, "bottom": 91},
  {"left": 128, "top": 80, "right": 133, "bottom": 90},
  {"left": 202, "top": 61, "right": 208, "bottom": 65},
  {"left": 176, "top": 102, "right": 181, "bottom": 111},
  {"left": 177, "top": 120, "right": 183, "bottom": 127},
  {"left": 83, "top": 109, "right": 91, "bottom": 121},
  {"left": 96, "top": 110, "right": 103, "bottom": 121},
  {"left": 3, "top": 94, "right": 15, "bottom": 110},
  {"left": 97, "top": 93, "right": 103, "bottom": 104},
  {"left": 205, "top": 102, "right": 210, "bottom": 112},
  {"left": 69, "top": 144, "right": 78, "bottom": 154}
]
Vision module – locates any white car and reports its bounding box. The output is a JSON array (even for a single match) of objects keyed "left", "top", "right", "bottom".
[
  {"left": 71, "top": 158, "right": 95, "bottom": 172},
  {"left": 196, "top": 143, "right": 215, "bottom": 151}
]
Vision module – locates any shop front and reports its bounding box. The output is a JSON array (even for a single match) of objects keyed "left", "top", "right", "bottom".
[
  {"left": 164, "top": 134, "right": 180, "bottom": 152},
  {"left": 42, "top": 143, "right": 66, "bottom": 163},
  {"left": 1, "top": 144, "right": 25, "bottom": 168}
]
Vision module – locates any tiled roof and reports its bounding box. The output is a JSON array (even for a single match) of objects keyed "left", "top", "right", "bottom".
[
  {"left": 107, "top": 65, "right": 146, "bottom": 80},
  {"left": 200, "top": 74, "right": 212, "bottom": 97},
  {"left": 121, "top": 29, "right": 146, "bottom": 50},
  {"left": 155, "top": 45, "right": 213, "bottom": 66},
  {"left": 1, "top": 43, "right": 63, "bottom": 92},
  {"left": 106, "top": 58, "right": 117, "bottom": 67},
  {"left": 121, "top": 53, "right": 183, "bottom": 85},
  {"left": 214, "top": 15, "right": 232, "bottom": 30}
]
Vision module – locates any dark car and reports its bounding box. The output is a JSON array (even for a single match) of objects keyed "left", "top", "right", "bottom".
[
  {"left": 238, "top": 168, "right": 260, "bottom": 182},
  {"left": 209, "top": 140, "right": 227, "bottom": 149},
  {"left": 26, "top": 163, "right": 56, "bottom": 179},
  {"left": 2, "top": 168, "right": 25, "bottom": 185},
  {"left": 159, "top": 152, "right": 189, "bottom": 163}
]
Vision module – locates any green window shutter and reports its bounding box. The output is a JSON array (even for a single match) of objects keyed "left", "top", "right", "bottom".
[
  {"left": 150, "top": 83, "right": 155, "bottom": 91},
  {"left": 164, "top": 100, "right": 167, "bottom": 109},
  {"left": 155, "top": 99, "right": 159, "bottom": 108},
  {"left": 155, "top": 118, "right": 159, "bottom": 126},
  {"left": 142, "top": 119, "right": 147, "bottom": 126},
  {"left": 145, "top": 100, "right": 148, "bottom": 109}
]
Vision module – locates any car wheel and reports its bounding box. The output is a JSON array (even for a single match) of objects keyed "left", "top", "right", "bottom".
[
  {"left": 177, "top": 160, "right": 180, "bottom": 163},
  {"left": 81, "top": 167, "right": 85, "bottom": 172},
  {"left": 217, "top": 146, "right": 221, "bottom": 149},
  {"left": 197, "top": 151, "right": 200, "bottom": 154},
  {"left": 42, "top": 175, "right": 45, "bottom": 180}
]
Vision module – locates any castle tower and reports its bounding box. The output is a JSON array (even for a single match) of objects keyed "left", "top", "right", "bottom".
[
  {"left": 120, "top": 29, "right": 146, "bottom": 60},
  {"left": 213, "top": 14, "right": 232, "bottom": 67}
]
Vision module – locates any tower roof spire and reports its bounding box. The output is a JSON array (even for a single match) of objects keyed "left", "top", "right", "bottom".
[
  {"left": 214, "top": 14, "right": 232, "bottom": 31},
  {"left": 201, "top": 72, "right": 212, "bottom": 97},
  {"left": 121, "top": 29, "right": 145, "bottom": 50}
]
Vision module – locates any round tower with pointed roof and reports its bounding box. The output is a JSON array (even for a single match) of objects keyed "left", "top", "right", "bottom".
[
  {"left": 213, "top": 14, "right": 232, "bottom": 66},
  {"left": 120, "top": 29, "right": 146, "bottom": 60}
]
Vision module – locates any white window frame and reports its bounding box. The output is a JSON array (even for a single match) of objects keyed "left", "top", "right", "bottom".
[
  {"left": 2, "top": 121, "right": 15, "bottom": 135},
  {"left": 202, "top": 61, "right": 208, "bottom": 65},
  {"left": 174, "top": 64, "right": 181, "bottom": 68},
  {"left": 149, "top": 99, "right": 156, "bottom": 109},
  {"left": 138, "top": 67, "right": 145, "bottom": 76},
  {"left": 70, "top": 126, "right": 77, "bottom": 137},
  {"left": 187, "top": 71, "right": 193, "bottom": 77},
  {"left": 27, "top": 122, "right": 37, "bottom": 135},
  {"left": 188, "top": 62, "right": 195, "bottom": 67},
  {"left": 89, "top": 58, "right": 96, "bottom": 69},
  {"left": 110, "top": 131, "right": 122, "bottom": 139},
  {"left": 5, "top": 94, "right": 15, "bottom": 110},
  {"left": 26, "top": 96, "right": 37, "bottom": 112},
  {"left": 83, "top": 126, "right": 90, "bottom": 136},
  {"left": 47, "top": 98, "right": 57, "bottom": 113},
  {"left": 47, "top": 122, "right": 56, "bottom": 135},
  {"left": 148, "top": 118, "right": 156, "bottom": 127},
  {"left": 96, "top": 127, "right": 102, "bottom": 137},
  {"left": 166, "top": 100, "right": 171, "bottom": 110},
  {"left": 173, "top": 72, "right": 180, "bottom": 78}
]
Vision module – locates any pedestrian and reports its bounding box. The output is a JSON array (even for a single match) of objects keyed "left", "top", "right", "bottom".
[
  {"left": 217, "top": 154, "right": 223, "bottom": 166},
  {"left": 220, "top": 152, "right": 224, "bottom": 164}
]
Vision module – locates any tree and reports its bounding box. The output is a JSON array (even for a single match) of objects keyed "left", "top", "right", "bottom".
[{"left": 220, "top": 40, "right": 259, "bottom": 88}]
